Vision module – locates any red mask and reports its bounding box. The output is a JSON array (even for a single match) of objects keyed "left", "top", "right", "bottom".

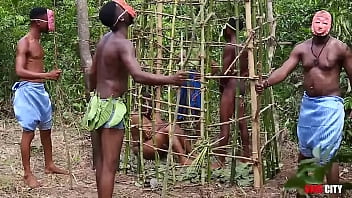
[
  {"left": 311, "top": 10, "right": 331, "bottom": 36},
  {"left": 30, "top": 9, "right": 55, "bottom": 32},
  {"left": 47, "top": 9, "right": 55, "bottom": 32},
  {"left": 113, "top": 0, "right": 137, "bottom": 18}
]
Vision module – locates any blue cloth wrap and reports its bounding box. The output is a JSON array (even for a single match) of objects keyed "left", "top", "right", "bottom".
[
  {"left": 12, "top": 81, "right": 52, "bottom": 131},
  {"left": 177, "top": 71, "right": 201, "bottom": 120},
  {"left": 297, "top": 92, "right": 344, "bottom": 163}
]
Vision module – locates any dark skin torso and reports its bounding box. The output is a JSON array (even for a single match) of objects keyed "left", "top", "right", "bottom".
[
  {"left": 17, "top": 36, "right": 45, "bottom": 83},
  {"left": 94, "top": 32, "right": 130, "bottom": 98},
  {"left": 262, "top": 36, "right": 352, "bottom": 97},
  {"left": 90, "top": 31, "right": 184, "bottom": 98},
  {"left": 299, "top": 38, "right": 343, "bottom": 96},
  {"left": 221, "top": 44, "right": 248, "bottom": 93}
]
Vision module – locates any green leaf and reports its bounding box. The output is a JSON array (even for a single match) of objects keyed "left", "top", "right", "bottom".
[
  {"left": 87, "top": 95, "right": 99, "bottom": 121},
  {"left": 312, "top": 146, "right": 321, "bottom": 159},
  {"left": 284, "top": 176, "right": 306, "bottom": 188},
  {"left": 108, "top": 100, "right": 127, "bottom": 127},
  {"left": 95, "top": 99, "right": 114, "bottom": 129}
]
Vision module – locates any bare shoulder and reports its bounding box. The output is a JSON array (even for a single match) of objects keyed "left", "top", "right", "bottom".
[
  {"left": 17, "top": 36, "right": 29, "bottom": 49},
  {"left": 224, "top": 44, "right": 236, "bottom": 52},
  {"left": 293, "top": 40, "right": 308, "bottom": 52},
  {"left": 330, "top": 37, "right": 350, "bottom": 52},
  {"left": 117, "top": 38, "right": 134, "bottom": 51}
]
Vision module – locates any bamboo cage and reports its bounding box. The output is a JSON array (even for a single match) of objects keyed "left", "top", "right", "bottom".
[{"left": 120, "top": 0, "right": 282, "bottom": 192}]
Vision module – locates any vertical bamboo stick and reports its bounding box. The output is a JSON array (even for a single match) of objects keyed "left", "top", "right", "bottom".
[
  {"left": 206, "top": 0, "right": 214, "bottom": 183},
  {"left": 162, "top": 0, "right": 178, "bottom": 196},
  {"left": 267, "top": 0, "right": 280, "bottom": 173},
  {"left": 199, "top": 0, "right": 207, "bottom": 185},
  {"left": 52, "top": 0, "right": 73, "bottom": 189},
  {"left": 123, "top": 7, "right": 134, "bottom": 174},
  {"left": 137, "top": 86, "right": 145, "bottom": 183},
  {"left": 149, "top": 12, "right": 160, "bottom": 180},
  {"left": 230, "top": 2, "right": 240, "bottom": 185},
  {"left": 245, "top": 0, "right": 263, "bottom": 188}
]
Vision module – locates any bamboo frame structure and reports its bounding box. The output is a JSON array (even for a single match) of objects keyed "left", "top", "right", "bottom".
[{"left": 121, "top": 0, "right": 282, "bottom": 194}]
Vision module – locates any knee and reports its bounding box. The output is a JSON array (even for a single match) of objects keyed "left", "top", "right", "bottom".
[
  {"left": 102, "top": 157, "right": 118, "bottom": 172},
  {"left": 22, "top": 131, "right": 35, "bottom": 140}
]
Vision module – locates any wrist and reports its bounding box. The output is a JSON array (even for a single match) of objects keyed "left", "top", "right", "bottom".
[
  {"left": 263, "top": 79, "right": 271, "bottom": 88},
  {"left": 41, "top": 73, "right": 49, "bottom": 80}
]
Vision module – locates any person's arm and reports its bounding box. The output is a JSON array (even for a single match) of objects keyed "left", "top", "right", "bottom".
[
  {"left": 88, "top": 53, "right": 97, "bottom": 91},
  {"left": 120, "top": 41, "right": 187, "bottom": 86},
  {"left": 256, "top": 45, "right": 301, "bottom": 94},
  {"left": 15, "top": 38, "right": 60, "bottom": 80},
  {"left": 343, "top": 44, "right": 352, "bottom": 85}
]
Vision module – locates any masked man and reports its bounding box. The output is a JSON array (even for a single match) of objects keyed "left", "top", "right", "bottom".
[
  {"left": 13, "top": 7, "right": 67, "bottom": 188},
  {"left": 256, "top": 10, "right": 352, "bottom": 185}
]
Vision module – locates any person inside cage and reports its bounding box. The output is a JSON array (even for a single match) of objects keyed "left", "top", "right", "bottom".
[
  {"left": 130, "top": 89, "right": 193, "bottom": 165},
  {"left": 213, "top": 17, "right": 250, "bottom": 168}
]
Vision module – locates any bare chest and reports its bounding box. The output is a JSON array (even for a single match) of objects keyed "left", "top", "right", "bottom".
[
  {"left": 301, "top": 45, "right": 342, "bottom": 71},
  {"left": 28, "top": 40, "right": 44, "bottom": 59}
]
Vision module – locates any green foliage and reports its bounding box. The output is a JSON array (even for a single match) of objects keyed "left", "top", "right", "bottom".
[
  {"left": 0, "top": 0, "right": 102, "bottom": 118},
  {"left": 284, "top": 146, "right": 334, "bottom": 195}
]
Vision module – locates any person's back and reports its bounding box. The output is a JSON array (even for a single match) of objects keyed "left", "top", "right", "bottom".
[{"left": 95, "top": 33, "right": 130, "bottom": 98}]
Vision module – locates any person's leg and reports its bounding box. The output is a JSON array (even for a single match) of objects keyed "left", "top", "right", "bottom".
[
  {"left": 174, "top": 124, "right": 193, "bottom": 154},
  {"left": 214, "top": 85, "right": 235, "bottom": 167},
  {"left": 21, "top": 130, "right": 41, "bottom": 188},
  {"left": 99, "top": 128, "right": 124, "bottom": 198},
  {"left": 94, "top": 130, "right": 103, "bottom": 197},
  {"left": 326, "top": 162, "right": 339, "bottom": 184},
  {"left": 144, "top": 127, "right": 191, "bottom": 165},
  {"left": 163, "top": 125, "right": 192, "bottom": 165},
  {"left": 238, "top": 96, "right": 250, "bottom": 158},
  {"left": 39, "top": 129, "right": 68, "bottom": 174},
  {"left": 91, "top": 131, "right": 99, "bottom": 170}
]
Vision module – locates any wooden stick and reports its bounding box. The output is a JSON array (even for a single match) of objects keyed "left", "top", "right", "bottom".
[{"left": 245, "top": 0, "right": 263, "bottom": 188}]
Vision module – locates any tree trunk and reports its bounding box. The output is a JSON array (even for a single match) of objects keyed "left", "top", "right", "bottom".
[{"left": 76, "top": 0, "right": 96, "bottom": 169}]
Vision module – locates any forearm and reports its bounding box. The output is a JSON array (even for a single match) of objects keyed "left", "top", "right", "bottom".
[
  {"left": 16, "top": 69, "right": 47, "bottom": 80},
  {"left": 133, "top": 72, "right": 173, "bottom": 85},
  {"left": 265, "top": 68, "right": 288, "bottom": 88}
]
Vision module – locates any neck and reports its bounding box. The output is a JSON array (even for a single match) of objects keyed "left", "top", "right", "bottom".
[
  {"left": 28, "top": 26, "right": 41, "bottom": 39},
  {"left": 312, "top": 35, "right": 330, "bottom": 45},
  {"left": 112, "top": 24, "right": 128, "bottom": 38},
  {"left": 227, "top": 35, "right": 237, "bottom": 44}
]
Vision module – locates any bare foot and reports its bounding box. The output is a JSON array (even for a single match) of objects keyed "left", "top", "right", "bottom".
[
  {"left": 24, "top": 173, "right": 41, "bottom": 188},
  {"left": 44, "top": 164, "right": 69, "bottom": 175}
]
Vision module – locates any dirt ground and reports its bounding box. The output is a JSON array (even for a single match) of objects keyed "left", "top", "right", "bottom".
[{"left": 0, "top": 119, "right": 351, "bottom": 198}]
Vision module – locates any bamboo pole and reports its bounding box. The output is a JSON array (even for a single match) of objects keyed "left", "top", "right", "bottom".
[
  {"left": 137, "top": 86, "right": 145, "bottom": 183},
  {"left": 206, "top": 0, "right": 214, "bottom": 183},
  {"left": 123, "top": 8, "right": 134, "bottom": 174},
  {"left": 267, "top": 0, "right": 281, "bottom": 173},
  {"left": 52, "top": 0, "right": 73, "bottom": 189},
  {"left": 162, "top": 0, "right": 178, "bottom": 196},
  {"left": 149, "top": 10, "right": 160, "bottom": 180},
  {"left": 199, "top": 0, "right": 207, "bottom": 185},
  {"left": 230, "top": 2, "right": 240, "bottom": 185},
  {"left": 245, "top": 0, "right": 263, "bottom": 188}
]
